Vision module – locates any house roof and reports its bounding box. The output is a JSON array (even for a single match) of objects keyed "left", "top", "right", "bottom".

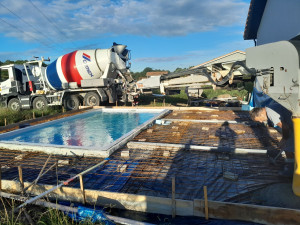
[
  {"left": 243, "top": 0, "right": 267, "bottom": 40},
  {"left": 146, "top": 71, "right": 169, "bottom": 76},
  {"left": 192, "top": 50, "right": 245, "bottom": 69}
]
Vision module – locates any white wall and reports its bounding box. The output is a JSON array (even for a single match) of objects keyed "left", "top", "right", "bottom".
[{"left": 257, "top": 0, "right": 300, "bottom": 45}]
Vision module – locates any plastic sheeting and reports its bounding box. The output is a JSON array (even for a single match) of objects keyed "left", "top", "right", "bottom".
[
  {"left": 124, "top": 150, "right": 288, "bottom": 203},
  {"left": 67, "top": 206, "right": 115, "bottom": 225},
  {"left": 249, "top": 78, "right": 274, "bottom": 107},
  {"left": 79, "top": 160, "right": 139, "bottom": 192}
]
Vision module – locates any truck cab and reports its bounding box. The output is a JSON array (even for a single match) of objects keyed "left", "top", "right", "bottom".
[{"left": 0, "top": 64, "right": 40, "bottom": 110}]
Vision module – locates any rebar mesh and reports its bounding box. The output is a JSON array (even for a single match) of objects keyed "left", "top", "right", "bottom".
[
  {"left": 133, "top": 121, "right": 281, "bottom": 150},
  {"left": 0, "top": 110, "right": 289, "bottom": 204}
]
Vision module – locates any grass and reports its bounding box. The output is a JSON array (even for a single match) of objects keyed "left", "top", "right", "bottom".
[
  {"left": 138, "top": 89, "right": 188, "bottom": 107},
  {"left": 137, "top": 87, "right": 250, "bottom": 107},
  {"left": 0, "top": 198, "right": 106, "bottom": 225},
  {"left": 202, "top": 88, "right": 248, "bottom": 100},
  {"left": 0, "top": 107, "right": 62, "bottom": 126},
  {"left": 0, "top": 198, "right": 22, "bottom": 225}
]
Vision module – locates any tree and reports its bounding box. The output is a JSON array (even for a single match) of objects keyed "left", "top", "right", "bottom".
[
  {"left": 0, "top": 59, "right": 30, "bottom": 81},
  {"left": 173, "top": 66, "right": 194, "bottom": 73},
  {"left": 173, "top": 67, "right": 186, "bottom": 73}
]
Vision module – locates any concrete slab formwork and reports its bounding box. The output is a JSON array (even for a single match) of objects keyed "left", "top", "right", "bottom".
[{"left": 0, "top": 108, "right": 299, "bottom": 224}]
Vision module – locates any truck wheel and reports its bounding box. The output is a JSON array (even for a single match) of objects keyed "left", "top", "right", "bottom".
[
  {"left": 8, "top": 98, "right": 21, "bottom": 111},
  {"left": 64, "top": 95, "right": 80, "bottom": 111},
  {"left": 33, "top": 97, "right": 48, "bottom": 110},
  {"left": 193, "top": 101, "right": 200, "bottom": 107},
  {"left": 84, "top": 92, "right": 100, "bottom": 107}
]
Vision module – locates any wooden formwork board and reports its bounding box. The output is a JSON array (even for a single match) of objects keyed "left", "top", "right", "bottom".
[
  {"left": 127, "top": 141, "right": 268, "bottom": 154},
  {"left": 1, "top": 179, "right": 300, "bottom": 225},
  {"left": 194, "top": 199, "right": 300, "bottom": 225}
]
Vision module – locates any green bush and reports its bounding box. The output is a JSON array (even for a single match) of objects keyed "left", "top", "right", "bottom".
[{"left": 202, "top": 89, "right": 248, "bottom": 100}]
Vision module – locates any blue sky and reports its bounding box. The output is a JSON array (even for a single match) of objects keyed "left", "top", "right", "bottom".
[{"left": 0, "top": 0, "right": 252, "bottom": 72}]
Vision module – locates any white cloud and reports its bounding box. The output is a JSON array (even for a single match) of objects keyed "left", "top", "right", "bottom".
[
  {"left": 0, "top": 47, "right": 48, "bottom": 61},
  {"left": 0, "top": 0, "right": 248, "bottom": 44}
]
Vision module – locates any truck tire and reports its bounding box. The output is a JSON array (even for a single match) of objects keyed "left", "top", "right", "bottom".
[
  {"left": 84, "top": 92, "right": 100, "bottom": 107},
  {"left": 8, "top": 98, "right": 21, "bottom": 111},
  {"left": 33, "top": 97, "right": 48, "bottom": 110},
  {"left": 64, "top": 95, "right": 80, "bottom": 111},
  {"left": 193, "top": 101, "right": 200, "bottom": 107}
]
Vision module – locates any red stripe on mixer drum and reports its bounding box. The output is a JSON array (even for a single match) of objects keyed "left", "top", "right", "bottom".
[{"left": 61, "top": 50, "right": 82, "bottom": 86}]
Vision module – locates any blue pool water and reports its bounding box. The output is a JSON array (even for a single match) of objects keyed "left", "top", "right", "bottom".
[{"left": 0, "top": 110, "right": 157, "bottom": 148}]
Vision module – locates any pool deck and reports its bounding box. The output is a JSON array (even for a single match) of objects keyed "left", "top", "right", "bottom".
[{"left": 0, "top": 106, "right": 300, "bottom": 224}]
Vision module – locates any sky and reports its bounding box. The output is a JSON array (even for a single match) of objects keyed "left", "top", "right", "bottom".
[{"left": 0, "top": 0, "right": 253, "bottom": 72}]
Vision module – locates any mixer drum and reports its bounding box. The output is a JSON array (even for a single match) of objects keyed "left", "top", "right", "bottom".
[{"left": 45, "top": 49, "right": 104, "bottom": 90}]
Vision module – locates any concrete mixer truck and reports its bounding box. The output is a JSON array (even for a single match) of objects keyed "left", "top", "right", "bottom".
[{"left": 0, "top": 43, "right": 137, "bottom": 111}]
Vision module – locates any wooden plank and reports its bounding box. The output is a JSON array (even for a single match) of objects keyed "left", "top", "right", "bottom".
[
  {"left": 127, "top": 142, "right": 267, "bottom": 154},
  {"left": 79, "top": 175, "right": 86, "bottom": 205},
  {"left": 194, "top": 199, "right": 300, "bottom": 225},
  {"left": 1, "top": 180, "right": 193, "bottom": 216},
  {"left": 203, "top": 186, "right": 208, "bottom": 220},
  {"left": 18, "top": 166, "right": 24, "bottom": 195}
]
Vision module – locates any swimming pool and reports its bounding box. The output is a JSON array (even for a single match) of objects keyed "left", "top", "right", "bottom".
[{"left": 0, "top": 108, "right": 170, "bottom": 157}]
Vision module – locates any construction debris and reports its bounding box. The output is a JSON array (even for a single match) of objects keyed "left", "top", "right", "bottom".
[{"left": 120, "top": 150, "right": 130, "bottom": 158}]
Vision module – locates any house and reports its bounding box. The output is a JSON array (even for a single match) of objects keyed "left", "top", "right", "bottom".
[
  {"left": 146, "top": 71, "right": 168, "bottom": 77},
  {"left": 244, "top": 0, "right": 300, "bottom": 45},
  {"left": 192, "top": 50, "right": 246, "bottom": 69}
]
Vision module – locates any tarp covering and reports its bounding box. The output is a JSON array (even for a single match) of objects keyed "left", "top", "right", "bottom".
[
  {"left": 249, "top": 78, "right": 274, "bottom": 107},
  {"left": 67, "top": 206, "right": 115, "bottom": 225}
]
